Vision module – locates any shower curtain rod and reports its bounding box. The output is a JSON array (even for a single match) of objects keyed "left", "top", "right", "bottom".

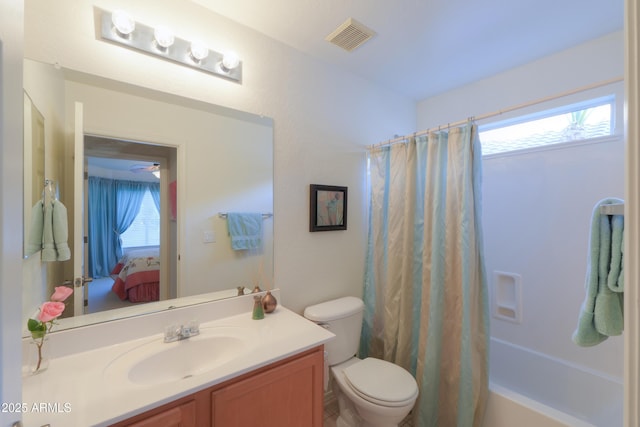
[{"left": 370, "top": 76, "right": 623, "bottom": 150}]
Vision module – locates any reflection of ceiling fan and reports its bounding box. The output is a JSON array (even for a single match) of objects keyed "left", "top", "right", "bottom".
[
  {"left": 129, "top": 163, "right": 160, "bottom": 173},
  {"left": 130, "top": 163, "right": 160, "bottom": 178}
]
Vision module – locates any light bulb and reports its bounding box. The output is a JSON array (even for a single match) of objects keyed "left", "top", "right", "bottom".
[
  {"left": 221, "top": 51, "right": 240, "bottom": 71},
  {"left": 111, "top": 10, "right": 135, "bottom": 36},
  {"left": 154, "top": 26, "right": 175, "bottom": 49},
  {"left": 189, "top": 40, "right": 209, "bottom": 61}
]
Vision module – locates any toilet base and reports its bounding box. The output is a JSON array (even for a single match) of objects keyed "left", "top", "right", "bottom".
[{"left": 332, "top": 366, "right": 409, "bottom": 427}]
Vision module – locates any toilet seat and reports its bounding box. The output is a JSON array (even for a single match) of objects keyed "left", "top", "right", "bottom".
[{"left": 342, "top": 358, "right": 418, "bottom": 407}]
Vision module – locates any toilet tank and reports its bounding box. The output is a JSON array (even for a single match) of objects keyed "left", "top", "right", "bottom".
[{"left": 304, "top": 296, "right": 364, "bottom": 366}]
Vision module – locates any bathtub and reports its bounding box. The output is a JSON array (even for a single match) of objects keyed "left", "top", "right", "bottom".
[{"left": 483, "top": 338, "right": 623, "bottom": 427}]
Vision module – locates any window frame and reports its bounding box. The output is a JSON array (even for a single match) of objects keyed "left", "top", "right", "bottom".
[{"left": 479, "top": 95, "right": 617, "bottom": 158}]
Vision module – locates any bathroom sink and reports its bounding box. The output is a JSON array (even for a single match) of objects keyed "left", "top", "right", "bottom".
[{"left": 104, "top": 326, "right": 259, "bottom": 386}]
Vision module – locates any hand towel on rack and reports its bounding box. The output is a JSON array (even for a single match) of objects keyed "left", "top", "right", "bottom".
[
  {"left": 226, "top": 212, "right": 263, "bottom": 251},
  {"left": 572, "top": 198, "right": 624, "bottom": 346},
  {"left": 607, "top": 215, "right": 624, "bottom": 293},
  {"left": 41, "top": 200, "right": 71, "bottom": 262},
  {"left": 25, "top": 200, "right": 44, "bottom": 256},
  {"left": 41, "top": 201, "right": 57, "bottom": 262},
  {"left": 52, "top": 200, "right": 71, "bottom": 261}
]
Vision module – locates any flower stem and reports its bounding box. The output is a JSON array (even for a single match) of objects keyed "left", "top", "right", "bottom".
[
  {"left": 35, "top": 340, "right": 43, "bottom": 372},
  {"left": 33, "top": 333, "right": 46, "bottom": 373}
]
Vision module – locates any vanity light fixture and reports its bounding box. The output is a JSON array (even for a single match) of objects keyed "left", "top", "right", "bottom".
[
  {"left": 221, "top": 51, "right": 240, "bottom": 71},
  {"left": 111, "top": 10, "right": 135, "bottom": 37},
  {"left": 99, "top": 9, "right": 242, "bottom": 83},
  {"left": 153, "top": 26, "right": 175, "bottom": 50},
  {"left": 189, "top": 40, "right": 209, "bottom": 62}
]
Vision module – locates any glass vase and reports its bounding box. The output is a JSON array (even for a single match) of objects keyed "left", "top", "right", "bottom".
[{"left": 28, "top": 336, "right": 50, "bottom": 375}]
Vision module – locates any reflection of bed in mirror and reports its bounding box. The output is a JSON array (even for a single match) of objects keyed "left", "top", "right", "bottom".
[{"left": 110, "top": 248, "right": 160, "bottom": 303}]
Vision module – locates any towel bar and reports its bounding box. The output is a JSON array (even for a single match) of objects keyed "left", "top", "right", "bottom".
[
  {"left": 599, "top": 203, "right": 624, "bottom": 215},
  {"left": 218, "top": 212, "right": 273, "bottom": 219}
]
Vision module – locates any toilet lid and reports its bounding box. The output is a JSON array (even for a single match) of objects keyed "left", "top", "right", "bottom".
[{"left": 343, "top": 358, "right": 418, "bottom": 406}]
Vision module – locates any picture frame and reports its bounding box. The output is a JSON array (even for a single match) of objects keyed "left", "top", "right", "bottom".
[{"left": 310, "top": 184, "right": 348, "bottom": 232}]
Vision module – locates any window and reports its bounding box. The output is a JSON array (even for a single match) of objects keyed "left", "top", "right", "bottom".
[
  {"left": 479, "top": 97, "right": 614, "bottom": 156},
  {"left": 120, "top": 189, "right": 160, "bottom": 248}
]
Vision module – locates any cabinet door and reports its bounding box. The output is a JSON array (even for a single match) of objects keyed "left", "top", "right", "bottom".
[
  {"left": 115, "top": 400, "right": 198, "bottom": 427},
  {"left": 212, "top": 348, "right": 324, "bottom": 427}
]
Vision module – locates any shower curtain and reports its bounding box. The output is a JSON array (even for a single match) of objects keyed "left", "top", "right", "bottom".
[{"left": 360, "top": 124, "right": 489, "bottom": 427}]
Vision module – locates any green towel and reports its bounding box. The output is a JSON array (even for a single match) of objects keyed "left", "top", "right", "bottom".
[
  {"left": 41, "top": 201, "right": 57, "bottom": 262},
  {"left": 593, "top": 214, "right": 623, "bottom": 336},
  {"left": 41, "top": 200, "right": 71, "bottom": 262},
  {"left": 607, "top": 215, "right": 624, "bottom": 293},
  {"left": 573, "top": 198, "right": 624, "bottom": 346},
  {"left": 52, "top": 200, "right": 71, "bottom": 261},
  {"left": 227, "top": 212, "right": 263, "bottom": 251},
  {"left": 25, "top": 201, "right": 44, "bottom": 256}
]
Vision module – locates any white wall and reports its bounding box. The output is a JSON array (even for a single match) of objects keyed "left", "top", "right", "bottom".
[
  {"left": 24, "top": 0, "right": 416, "bottom": 314},
  {"left": 417, "top": 32, "right": 624, "bottom": 380}
]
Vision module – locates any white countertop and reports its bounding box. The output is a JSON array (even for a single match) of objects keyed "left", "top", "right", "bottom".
[{"left": 22, "top": 305, "right": 334, "bottom": 427}]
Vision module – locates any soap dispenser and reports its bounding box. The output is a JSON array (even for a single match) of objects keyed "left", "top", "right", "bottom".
[{"left": 252, "top": 295, "right": 265, "bottom": 320}]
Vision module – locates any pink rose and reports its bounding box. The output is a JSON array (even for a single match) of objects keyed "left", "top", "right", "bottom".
[
  {"left": 51, "top": 286, "right": 73, "bottom": 302},
  {"left": 38, "top": 301, "right": 66, "bottom": 322}
]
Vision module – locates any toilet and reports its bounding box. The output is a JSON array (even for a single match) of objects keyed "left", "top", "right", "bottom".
[{"left": 304, "top": 296, "right": 418, "bottom": 427}]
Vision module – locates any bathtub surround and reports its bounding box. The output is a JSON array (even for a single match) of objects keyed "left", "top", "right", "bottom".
[
  {"left": 573, "top": 198, "right": 625, "bottom": 346},
  {"left": 361, "top": 124, "right": 489, "bottom": 426}
]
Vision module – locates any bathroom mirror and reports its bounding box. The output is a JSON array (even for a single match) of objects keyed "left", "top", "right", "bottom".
[{"left": 22, "top": 58, "right": 274, "bottom": 334}]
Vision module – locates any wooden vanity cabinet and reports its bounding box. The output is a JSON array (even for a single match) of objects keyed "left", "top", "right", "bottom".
[
  {"left": 110, "top": 393, "right": 209, "bottom": 427},
  {"left": 110, "top": 346, "right": 324, "bottom": 427}
]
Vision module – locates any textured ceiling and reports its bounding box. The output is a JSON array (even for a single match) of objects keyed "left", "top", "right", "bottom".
[{"left": 190, "top": 0, "right": 624, "bottom": 100}]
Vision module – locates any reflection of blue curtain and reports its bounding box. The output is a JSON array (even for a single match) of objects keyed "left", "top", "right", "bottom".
[
  {"left": 113, "top": 180, "right": 147, "bottom": 260},
  {"left": 88, "top": 177, "right": 118, "bottom": 277},
  {"left": 149, "top": 182, "right": 160, "bottom": 213},
  {"left": 360, "top": 124, "right": 489, "bottom": 427},
  {"left": 88, "top": 178, "right": 155, "bottom": 277}
]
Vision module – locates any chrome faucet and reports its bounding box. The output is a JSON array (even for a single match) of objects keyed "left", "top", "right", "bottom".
[{"left": 164, "top": 320, "right": 200, "bottom": 343}]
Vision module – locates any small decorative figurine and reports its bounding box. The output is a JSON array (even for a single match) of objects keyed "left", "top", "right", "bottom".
[{"left": 262, "top": 291, "right": 278, "bottom": 313}]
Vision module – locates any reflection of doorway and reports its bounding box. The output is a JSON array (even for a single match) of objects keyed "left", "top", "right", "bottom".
[{"left": 83, "top": 136, "right": 177, "bottom": 314}]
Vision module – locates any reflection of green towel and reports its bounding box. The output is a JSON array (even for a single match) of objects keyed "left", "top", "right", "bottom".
[
  {"left": 227, "top": 212, "right": 263, "bottom": 251},
  {"left": 42, "top": 202, "right": 57, "bottom": 262},
  {"left": 53, "top": 200, "right": 71, "bottom": 261},
  {"left": 25, "top": 201, "right": 44, "bottom": 256},
  {"left": 41, "top": 200, "right": 71, "bottom": 262},
  {"left": 573, "top": 198, "right": 624, "bottom": 346}
]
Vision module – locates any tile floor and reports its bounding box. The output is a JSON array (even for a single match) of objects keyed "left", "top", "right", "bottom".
[{"left": 323, "top": 393, "right": 414, "bottom": 427}]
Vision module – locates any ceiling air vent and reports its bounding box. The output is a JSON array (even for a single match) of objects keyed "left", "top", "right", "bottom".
[{"left": 326, "top": 18, "right": 376, "bottom": 52}]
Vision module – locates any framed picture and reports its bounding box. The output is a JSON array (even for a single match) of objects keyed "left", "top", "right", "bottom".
[{"left": 310, "top": 184, "right": 348, "bottom": 232}]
